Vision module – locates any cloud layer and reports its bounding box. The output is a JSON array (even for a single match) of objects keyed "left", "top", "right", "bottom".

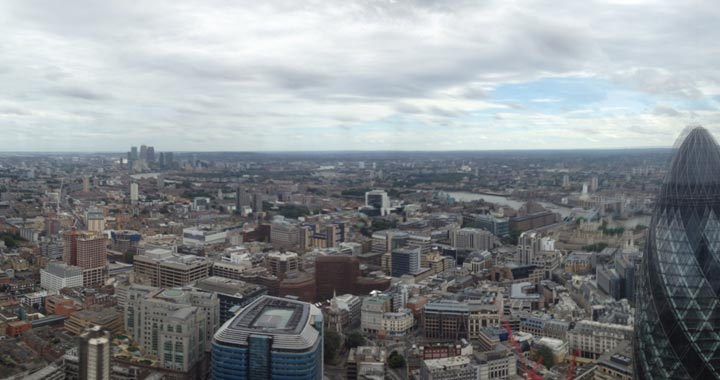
[{"left": 0, "top": 0, "right": 719, "bottom": 151}]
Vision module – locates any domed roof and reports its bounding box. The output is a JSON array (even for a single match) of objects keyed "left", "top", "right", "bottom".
[{"left": 658, "top": 126, "right": 720, "bottom": 209}]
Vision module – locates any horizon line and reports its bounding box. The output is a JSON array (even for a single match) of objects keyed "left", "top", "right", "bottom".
[{"left": 0, "top": 146, "right": 674, "bottom": 154}]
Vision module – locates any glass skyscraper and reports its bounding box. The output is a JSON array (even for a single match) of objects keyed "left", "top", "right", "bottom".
[
  {"left": 635, "top": 126, "right": 720, "bottom": 379},
  {"left": 211, "top": 295, "right": 323, "bottom": 380}
]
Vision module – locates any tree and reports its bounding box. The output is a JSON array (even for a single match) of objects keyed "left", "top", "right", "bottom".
[
  {"left": 388, "top": 351, "right": 406, "bottom": 369},
  {"left": 532, "top": 344, "right": 555, "bottom": 369},
  {"left": 346, "top": 331, "right": 366, "bottom": 349},
  {"left": 324, "top": 329, "right": 342, "bottom": 365}
]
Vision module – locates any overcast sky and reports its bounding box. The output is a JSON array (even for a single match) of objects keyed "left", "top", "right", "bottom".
[{"left": 1, "top": 0, "right": 719, "bottom": 151}]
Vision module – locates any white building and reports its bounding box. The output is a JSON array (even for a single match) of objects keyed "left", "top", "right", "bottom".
[
  {"left": 21, "top": 290, "right": 48, "bottom": 307},
  {"left": 182, "top": 226, "right": 228, "bottom": 246},
  {"left": 41, "top": 261, "right": 83, "bottom": 293},
  {"left": 130, "top": 183, "right": 139, "bottom": 203}
]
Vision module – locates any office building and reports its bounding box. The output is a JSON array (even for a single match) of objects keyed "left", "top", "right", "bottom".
[
  {"left": 569, "top": 320, "right": 633, "bottom": 360},
  {"left": 65, "top": 309, "right": 123, "bottom": 336},
  {"left": 596, "top": 265, "right": 622, "bottom": 300},
  {"left": 614, "top": 252, "right": 640, "bottom": 301},
  {"left": 475, "top": 348, "right": 517, "bottom": 380},
  {"left": 124, "top": 285, "right": 219, "bottom": 373},
  {"left": 266, "top": 251, "right": 300, "bottom": 280},
  {"left": 361, "top": 294, "right": 392, "bottom": 334},
  {"left": 270, "top": 219, "right": 300, "bottom": 249},
  {"left": 211, "top": 296, "right": 324, "bottom": 380},
  {"left": 40, "top": 261, "right": 83, "bottom": 293},
  {"left": 133, "top": 247, "right": 211, "bottom": 287},
  {"left": 450, "top": 228, "right": 494, "bottom": 251},
  {"left": 365, "top": 190, "right": 390, "bottom": 216},
  {"left": 79, "top": 326, "right": 110, "bottom": 380},
  {"left": 466, "top": 214, "right": 510, "bottom": 237},
  {"left": 391, "top": 247, "right": 421, "bottom": 277},
  {"left": 193, "top": 276, "right": 267, "bottom": 323},
  {"left": 516, "top": 231, "right": 554, "bottom": 265},
  {"left": 634, "top": 127, "right": 720, "bottom": 380},
  {"left": 371, "top": 230, "right": 408, "bottom": 254},
  {"left": 110, "top": 230, "right": 142, "bottom": 254}
]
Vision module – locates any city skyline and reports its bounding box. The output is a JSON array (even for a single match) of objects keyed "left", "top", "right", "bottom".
[{"left": 1, "top": 1, "right": 719, "bottom": 151}]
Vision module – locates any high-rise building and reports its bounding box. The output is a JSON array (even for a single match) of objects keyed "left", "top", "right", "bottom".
[
  {"left": 165, "top": 152, "right": 174, "bottom": 168},
  {"left": 130, "top": 146, "right": 138, "bottom": 160},
  {"left": 79, "top": 326, "right": 110, "bottom": 380},
  {"left": 211, "top": 295, "right": 324, "bottom": 380},
  {"left": 146, "top": 146, "right": 155, "bottom": 162},
  {"left": 635, "top": 126, "right": 720, "bottom": 380},
  {"left": 82, "top": 177, "right": 90, "bottom": 192},
  {"left": 590, "top": 176, "right": 599, "bottom": 192},
  {"left": 139, "top": 144, "right": 147, "bottom": 160},
  {"left": 63, "top": 230, "right": 107, "bottom": 287},
  {"left": 130, "top": 183, "right": 138, "bottom": 203},
  {"left": 562, "top": 174, "right": 570, "bottom": 189}
]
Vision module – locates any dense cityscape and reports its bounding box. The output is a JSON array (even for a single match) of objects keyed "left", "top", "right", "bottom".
[
  {"left": 2, "top": 0, "right": 719, "bottom": 379},
  {"left": 0, "top": 137, "right": 685, "bottom": 379}
]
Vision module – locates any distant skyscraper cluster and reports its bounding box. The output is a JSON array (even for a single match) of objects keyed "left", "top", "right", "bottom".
[{"left": 126, "top": 144, "right": 174, "bottom": 170}]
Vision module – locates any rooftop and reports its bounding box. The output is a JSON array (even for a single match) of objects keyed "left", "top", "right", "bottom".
[{"left": 214, "top": 296, "right": 322, "bottom": 351}]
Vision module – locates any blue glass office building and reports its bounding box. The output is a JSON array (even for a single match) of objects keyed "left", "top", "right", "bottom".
[
  {"left": 634, "top": 127, "right": 720, "bottom": 379},
  {"left": 211, "top": 295, "right": 323, "bottom": 380}
]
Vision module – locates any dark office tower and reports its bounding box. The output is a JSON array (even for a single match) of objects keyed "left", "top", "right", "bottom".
[
  {"left": 158, "top": 152, "right": 165, "bottom": 168},
  {"left": 634, "top": 126, "right": 720, "bottom": 380},
  {"left": 79, "top": 325, "right": 110, "bottom": 380},
  {"left": 130, "top": 146, "right": 138, "bottom": 160},
  {"left": 139, "top": 144, "right": 147, "bottom": 160},
  {"left": 165, "top": 152, "right": 174, "bottom": 168},
  {"left": 235, "top": 187, "right": 241, "bottom": 215},
  {"left": 146, "top": 146, "right": 155, "bottom": 162}
]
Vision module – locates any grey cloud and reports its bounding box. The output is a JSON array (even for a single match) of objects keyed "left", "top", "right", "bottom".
[
  {"left": 50, "top": 86, "right": 112, "bottom": 101},
  {"left": 0, "top": 0, "right": 719, "bottom": 151},
  {"left": 653, "top": 105, "right": 681, "bottom": 117}
]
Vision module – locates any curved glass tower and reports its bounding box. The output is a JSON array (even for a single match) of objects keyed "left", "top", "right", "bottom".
[{"left": 635, "top": 126, "right": 720, "bottom": 379}]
